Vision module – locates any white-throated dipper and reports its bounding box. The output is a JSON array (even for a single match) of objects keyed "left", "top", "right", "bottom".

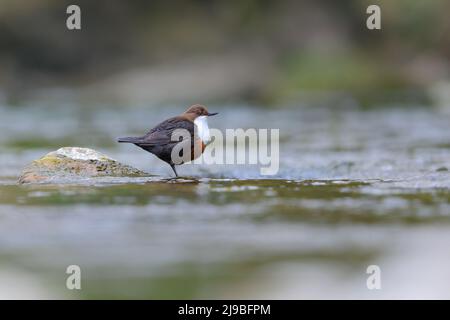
[{"left": 118, "top": 104, "right": 218, "bottom": 177}]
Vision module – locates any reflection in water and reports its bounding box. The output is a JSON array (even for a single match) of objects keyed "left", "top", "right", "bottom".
[{"left": 0, "top": 104, "right": 449, "bottom": 298}]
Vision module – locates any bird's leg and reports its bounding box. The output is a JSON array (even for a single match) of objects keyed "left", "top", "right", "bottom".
[{"left": 170, "top": 164, "right": 178, "bottom": 177}]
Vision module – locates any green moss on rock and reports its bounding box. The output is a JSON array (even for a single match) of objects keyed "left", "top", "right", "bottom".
[{"left": 18, "top": 147, "right": 148, "bottom": 184}]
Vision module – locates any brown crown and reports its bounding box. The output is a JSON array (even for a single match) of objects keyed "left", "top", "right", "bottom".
[{"left": 183, "top": 104, "right": 209, "bottom": 119}]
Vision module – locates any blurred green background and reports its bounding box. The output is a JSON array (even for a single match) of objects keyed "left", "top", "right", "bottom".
[
  {"left": 1, "top": 0, "right": 449, "bottom": 107},
  {"left": 1, "top": 0, "right": 450, "bottom": 299}
]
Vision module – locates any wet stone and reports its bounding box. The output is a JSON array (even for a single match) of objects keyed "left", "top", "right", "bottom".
[{"left": 18, "top": 147, "right": 148, "bottom": 184}]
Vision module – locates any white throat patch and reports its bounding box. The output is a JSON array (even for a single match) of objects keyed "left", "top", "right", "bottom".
[{"left": 194, "top": 115, "right": 211, "bottom": 144}]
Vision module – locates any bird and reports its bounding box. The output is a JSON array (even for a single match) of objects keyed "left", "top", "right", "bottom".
[{"left": 117, "top": 104, "right": 218, "bottom": 177}]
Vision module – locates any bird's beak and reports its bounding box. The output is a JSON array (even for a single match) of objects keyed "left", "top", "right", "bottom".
[{"left": 207, "top": 112, "right": 219, "bottom": 116}]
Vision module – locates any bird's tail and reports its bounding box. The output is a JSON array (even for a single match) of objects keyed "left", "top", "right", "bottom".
[{"left": 117, "top": 136, "right": 143, "bottom": 143}]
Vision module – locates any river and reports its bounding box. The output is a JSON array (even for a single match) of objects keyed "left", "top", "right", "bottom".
[{"left": 0, "top": 102, "right": 449, "bottom": 298}]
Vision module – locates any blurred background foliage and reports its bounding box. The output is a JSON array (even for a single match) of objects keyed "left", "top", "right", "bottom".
[{"left": 0, "top": 0, "right": 449, "bottom": 107}]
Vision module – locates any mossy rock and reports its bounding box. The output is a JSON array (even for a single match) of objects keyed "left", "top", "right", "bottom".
[{"left": 19, "top": 147, "right": 147, "bottom": 184}]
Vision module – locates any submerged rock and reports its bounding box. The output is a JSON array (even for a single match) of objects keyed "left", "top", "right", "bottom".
[{"left": 18, "top": 147, "right": 147, "bottom": 184}]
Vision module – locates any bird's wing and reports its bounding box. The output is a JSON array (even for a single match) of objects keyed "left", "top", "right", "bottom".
[{"left": 137, "top": 117, "right": 195, "bottom": 147}]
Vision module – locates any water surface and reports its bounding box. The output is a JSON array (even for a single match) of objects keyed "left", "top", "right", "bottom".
[{"left": 0, "top": 103, "right": 449, "bottom": 298}]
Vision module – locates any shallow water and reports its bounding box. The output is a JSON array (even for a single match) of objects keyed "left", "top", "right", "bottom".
[{"left": 0, "top": 103, "right": 449, "bottom": 298}]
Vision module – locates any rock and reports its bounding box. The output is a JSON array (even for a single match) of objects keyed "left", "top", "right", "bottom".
[{"left": 18, "top": 147, "right": 147, "bottom": 184}]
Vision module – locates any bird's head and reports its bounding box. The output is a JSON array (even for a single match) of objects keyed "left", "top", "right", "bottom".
[{"left": 183, "top": 104, "right": 218, "bottom": 120}]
